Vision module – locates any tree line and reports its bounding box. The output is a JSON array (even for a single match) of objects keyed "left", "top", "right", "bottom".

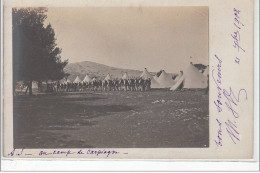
[{"left": 13, "top": 8, "right": 69, "bottom": 95}]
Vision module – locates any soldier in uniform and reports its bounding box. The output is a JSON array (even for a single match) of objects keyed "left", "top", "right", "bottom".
[{"left": 205, "top": 74, "right": 209, "bottom": 94}]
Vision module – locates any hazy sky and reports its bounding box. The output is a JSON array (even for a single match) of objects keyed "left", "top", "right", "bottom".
[{"left": 45, "top": 7, "right": 208, "bottom": 73}]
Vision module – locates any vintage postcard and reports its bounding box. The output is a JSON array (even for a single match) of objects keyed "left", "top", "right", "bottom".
[{"left": 2, "top": 0, "right": 255, "bottom": 160}]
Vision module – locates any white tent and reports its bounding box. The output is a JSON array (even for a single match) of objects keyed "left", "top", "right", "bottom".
[
  {"left": 174, "top": 71, "right": 183, "bottom": 82},
  {"left": 73, "top": 76, "right": 82, "bottom": 83},
  {"left": 92, "top": 77, "right": 97, "bottom": 81},
  {"left": 140, "top": 68, "right": 154, "bottom": 80},
  {"left": 122, "top": 72, "right": 129, "bottom": 80},
  {"left": 170, "top": 63, "right": 207, "bottom": 91},
  {"left": 104, "top": 74, "right": 112, "bottom": 81},
  {"left": 203, "top": 66, "right": 209, "bottom": 77},
  {"left": 83, "top": 74, "right": 92, "bottom": 83},
  {"left": 60, "top": 78, "right": 66, "bottom": 84},
  {"left": 32, "top": 81, "right": 38, "bottom": 89},
  {"left": 140, "top": 68, "right": 160, "bottom": 88},
  {"left": 66, "top": 79, "right": 71, "bottom": 83},
  {"left": 156, "top": 70, "right": 176, "bottom": 88},
  {"left": 170, "top": 75, "right": 185, "bottom": 91}
]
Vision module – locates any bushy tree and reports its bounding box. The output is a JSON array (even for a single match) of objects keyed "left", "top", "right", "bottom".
[
  {"left": 156, "top": 70, "right": 163, "bottom": 77},
  {"left": 194, "top": 64, "right": 207, "bottom": 71},
  {"left": 13, "top": 8, "right": 68, "bottom": 95}
]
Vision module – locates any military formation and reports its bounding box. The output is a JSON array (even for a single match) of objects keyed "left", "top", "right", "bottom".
[
  {"left": 16, "top": 65, "right": 209, "bottom": 94},
  {"left": 55, "top": 78, "right": 152, "bottom": 92}
]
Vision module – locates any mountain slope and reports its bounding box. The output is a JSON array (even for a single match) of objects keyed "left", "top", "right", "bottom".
[{"left": 64, "top": 61, "right": 144, "bottom": 81}]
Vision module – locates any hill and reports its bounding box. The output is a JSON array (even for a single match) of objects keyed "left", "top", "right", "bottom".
[{"left": 64, "top": 61, "right": 144, "bottom": 81}]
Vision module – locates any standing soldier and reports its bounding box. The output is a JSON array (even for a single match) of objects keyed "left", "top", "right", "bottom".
[
  {"left": 205, "top": 74, "right": 209, "bottom": 94},
  {"left": 123, "top": 79, "right": 129, "bottom": 91},
  {"left": 147, "top": 78, "right": 151, "bottom": 91},
  {"left": 119, "top": 79, "right": 124, "bottom": 91}
]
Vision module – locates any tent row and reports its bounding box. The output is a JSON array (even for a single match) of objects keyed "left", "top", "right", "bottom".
[
  {"left": 63, "top": 73, "right": 121, "bottom": 84},
  {"left": 64, "top": 74, "right": 93, "bottom": 84},
  {"left": 63, "top": 72, "right": 135, "bottom": 84},
  {"left": 138, "top": 63, "right": 208, "bottom": 90},
  {"left": 63, "top": 63, "right": 209, "bottom": 90}
]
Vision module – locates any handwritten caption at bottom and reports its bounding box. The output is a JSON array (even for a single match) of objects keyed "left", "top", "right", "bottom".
[{"left": 8, "top": 148, "right": 128, "bottom": 158}]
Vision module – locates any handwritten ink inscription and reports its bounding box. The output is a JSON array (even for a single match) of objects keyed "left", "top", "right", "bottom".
[
  {"left": 215, "top": 118, "right": 223, "bottom": 146},
  {"left": 8, "top": 148, "right": 126, "bottom": 158},
  {"left": 213, "top": 7, "right": 249, "bottom": 147},
  {"left": 212, "top": 57, "right": 248, "bottom": 146},
  {"left": 212, "top": 54, "right": 223, "bottom": 113},
  {"left": 223, "top": 87, "right": 248, "bottom": 119},
  {"left": 225, "top": 120, "right": 240, "bottom": 144},
  {"left": 231, "top": 8, "right": 245, "bottom": 64}
]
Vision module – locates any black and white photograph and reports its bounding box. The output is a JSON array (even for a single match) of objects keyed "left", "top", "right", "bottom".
[
  {"left": 1, "top": 0, "right": 258, "bottom": 171},
  {"left": 12, "top": 7, "right": 209, "bottom": 149}
]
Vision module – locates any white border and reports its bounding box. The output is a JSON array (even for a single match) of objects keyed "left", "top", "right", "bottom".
[
  {"left": 1, "top": 0, "right": 259, "bottom": 171},
  {"left": 253, "top": 0, "right": 259, "bottom": 164},
  {"left": 1, "top": 0, "right": 4, "bottom": 168}
]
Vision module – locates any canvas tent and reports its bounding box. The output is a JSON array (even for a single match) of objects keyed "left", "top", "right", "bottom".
[
  {"left": 154, "top": 75, "right": 158, "bottom": 80},
  {"left": 156, "top": 70, "right": 176, "bottom": 88},
  {"left": 83, "top": 74, "right": 92, "bottom": 83},
  {"left": 16, "top": 81, "right": 39, "bottom": 92},
  {"left": 66, "top": 79, "right": 71, "bottom": 83},
  {"left": 170, "top": 63, "right": 207, "bottom": 91},
  {"left": 203, "top": 66, "right": 209, "bottom": 77},
  {"left": 122, "top": 72, "right": 129, "bottom": 80},
  {"left": 73, "top": 76, "right": 82, "bottom": 83},
  {"left": 174, "top": 71, "right": 183, "bottom": 82},
  {"left": 104, "top": 74, "right": 112, "bottom": 81},
  {"left": 140, "top": 68, "right": 160, "bottom": 88},
  {"left": 16, "top": 81, "right": 56, "bottom": 93},
  {"left": 92, "top": 77, "right": 97, "bottom": 81},
  {"left": 59, "top": 78, "right": 67, "bottom": 84},
  {"left": 140, "top": 68, "right": 154, "bottom": 80},
  {"left": 31, "top": 81, "right": 38, "bottom": 90}
]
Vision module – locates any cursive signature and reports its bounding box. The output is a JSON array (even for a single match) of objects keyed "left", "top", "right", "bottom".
[
  {"left": 222, "top": 87, "right": 247, "bottom": 144},
  {"left": 223, "top": 87, "right": 248, "bottom": 118},
  {"left": 225, "top": 120, "right": 240, "bottom": 144}
]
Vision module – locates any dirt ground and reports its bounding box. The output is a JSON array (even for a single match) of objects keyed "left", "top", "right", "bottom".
[{"left": 13, "top": 89, "right": 209, "bottom": 148}]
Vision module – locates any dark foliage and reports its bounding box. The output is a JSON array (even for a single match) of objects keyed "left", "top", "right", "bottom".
[
  {"left": 156, "top": 70, "right": 163, "bottom": 77},
  {"left": 13, "top": 8, "right": 69, "bottom": 94},
  {"left": 194, "top": 64, "right": 207, "bottom": 71}
]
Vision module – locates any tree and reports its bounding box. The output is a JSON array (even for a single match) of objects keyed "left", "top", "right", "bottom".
[
  {"left": 13, "top": 8, "right": 68, "bottom": 95},
  {"left": 194, "top": 64, "right": 207, "bottom": 71},
  {"left": 156, "top": 70, "right": 163, "bottom": 77}
]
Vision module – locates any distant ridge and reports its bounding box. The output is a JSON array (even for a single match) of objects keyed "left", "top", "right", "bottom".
[{"left": 64, "top": 61, "right": 145, "bottom": 81}]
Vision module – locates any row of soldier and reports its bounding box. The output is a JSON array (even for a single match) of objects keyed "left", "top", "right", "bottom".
[{"left": 55, "top": 78, "right": 152, "bottom": 92}]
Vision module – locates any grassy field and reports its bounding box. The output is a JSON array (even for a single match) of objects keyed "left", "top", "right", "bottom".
[{"left": 14, "top": 89, "right": 209, "bottom": 148}]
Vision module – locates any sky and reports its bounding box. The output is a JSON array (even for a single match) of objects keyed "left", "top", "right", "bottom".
[{"left": 45, "top": 7, "right": 208, "bottom": 73}]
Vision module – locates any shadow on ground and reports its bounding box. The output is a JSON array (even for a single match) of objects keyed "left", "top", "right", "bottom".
[{"left": 14, "top": 93, "right": 135, "bottom": 148}]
